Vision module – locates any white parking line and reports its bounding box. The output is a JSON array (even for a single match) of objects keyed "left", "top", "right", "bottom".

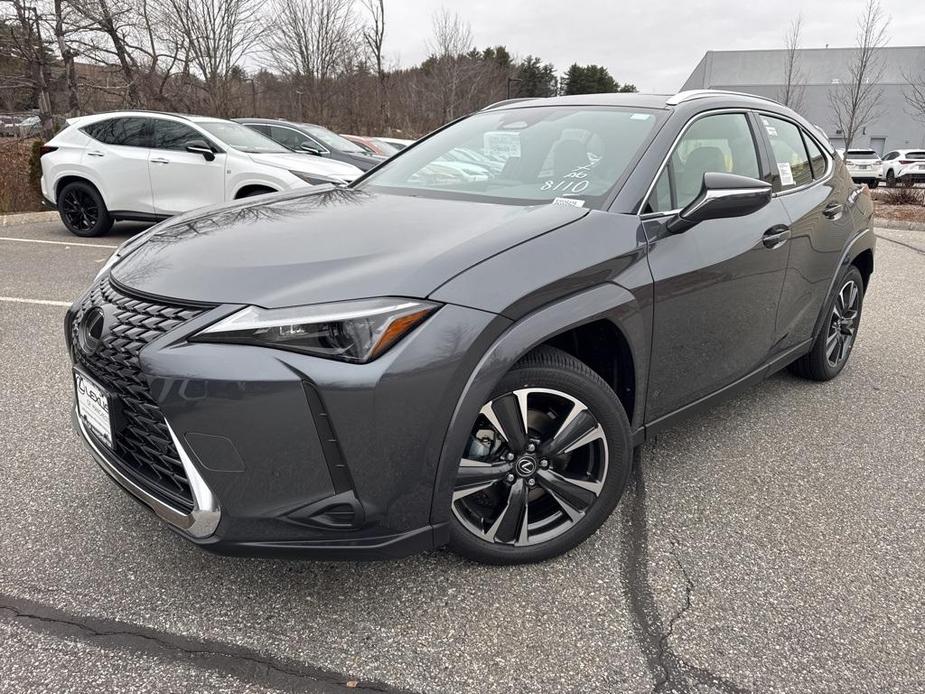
[
  {"left": 0, "top": 296, "right": 71, "bottom": 307},
  {"left": 0, "top": 236, "right": 118, "bottom": 250}
]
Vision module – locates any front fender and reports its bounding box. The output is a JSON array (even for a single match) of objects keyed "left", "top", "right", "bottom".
[{"left": 428, "top": 282, "right": 649, "bottom": 525}]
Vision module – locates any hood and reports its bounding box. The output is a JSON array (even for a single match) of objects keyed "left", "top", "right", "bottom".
[
  {"left": 248, "top": 152, "right": 362, "bottom": 181},
  {"left": 111, "top": 189, "right": 588, "bottom": 308}
]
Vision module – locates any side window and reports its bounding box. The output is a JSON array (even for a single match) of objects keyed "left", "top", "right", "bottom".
[
  {"left": 83, "top": 117, "right": 150, "bottom": 147},
  {"left": 761, "top": 116, "right": 812, "bottom": 190},
  {"left": 153, "top": 120, "right": 205, "bottom": 151},
  {"left": 803, "top": 134, "right": 828, "bottom": 179},
  {"left": 270, "top": 125, "right": 311, "bottom": 150},
  {"left": 643, "top": 168, "right": 672, "bottom": 214},
  {"left": 645, "top": 113, "right": 760, "bottom": 213},
  {"left": 882, "top": 151, "right": 897, "bottom": 161}
]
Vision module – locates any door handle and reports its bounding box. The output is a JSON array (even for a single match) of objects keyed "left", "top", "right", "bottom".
[
  {"left": 762, "top": 225, "right": 791, "bottom": 249},
  {"left": 823, "top": 203, "right": 844, "bottom": 220},
  {"left": 150, "top": 157, "right": 169, "bottom": 164},
  {"left": 87, "top": 150, "right": 104, "bottom": 157}
]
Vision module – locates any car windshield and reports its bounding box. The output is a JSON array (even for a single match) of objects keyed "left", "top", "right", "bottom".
[
  {"left": 847, "top": 151, "right": 879, "bottom": 160},
  {"left": 358, "top": 106, "right": 663, "bottom": 208},
  {"left": 302, "top": 124, "right": 366, "bottom": 154},
  {"left": 199, "top": 121, "right": 289, "bottom": 153}
]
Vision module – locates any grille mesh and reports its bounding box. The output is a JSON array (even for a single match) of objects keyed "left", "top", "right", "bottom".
[{"left": 72, "top": 277, "right": 209, "bottom": 512}]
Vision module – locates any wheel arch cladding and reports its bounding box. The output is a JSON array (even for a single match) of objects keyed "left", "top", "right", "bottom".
[
  {"left": 539, "top": 318, "right": 635, "bottom": 423},
  {"left": 235, "top": 184, "right": 277, "bottom": 199},
  {"left": 56, "top": 175, "right": 103, "bottom": 202},
  {"left": 429, "top": 282, "right": 648, "bottom": 526},
  {"left": 851, "top": 248, "right": 874, "bottom": 289}
]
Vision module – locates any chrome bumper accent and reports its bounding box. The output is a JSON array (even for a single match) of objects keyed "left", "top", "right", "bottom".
[{"left": 72, "top": 407, "right": 221, "bottom": 538}]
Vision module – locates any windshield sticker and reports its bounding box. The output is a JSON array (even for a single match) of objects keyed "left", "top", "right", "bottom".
[
  {"left": 777, "top": 162, "right": 795, "bottom": 186},
  {"left": 630, "top": 113, "right": 652, "bottom": 120},
  {"left": 552, "top": 197, "right": 585, "bottom": 208},
  {"left": 766, "top": 126, "right": 778, "bottom": 137}
]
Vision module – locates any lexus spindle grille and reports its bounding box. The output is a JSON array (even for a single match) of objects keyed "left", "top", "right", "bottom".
[{"left": 71, "top": 277, "right": 209, "bottom": 512}]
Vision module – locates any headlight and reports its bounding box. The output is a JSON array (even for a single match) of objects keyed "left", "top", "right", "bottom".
[
  {"left": 192, "top": 298, "right": 439, "bottom": 363},
  {"left": 288, "top": 170, "right": 347, "bottom": 186}
]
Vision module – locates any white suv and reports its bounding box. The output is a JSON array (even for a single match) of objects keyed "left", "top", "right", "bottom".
[
  {"left": 880, "top": 149, "right": 925, "bottom": 187},
  {"left": 40, "top": 111, "right": 363, "bottom": 236},
  {"left": 842, "top": 149, "right": 881, "bottom": 188}
]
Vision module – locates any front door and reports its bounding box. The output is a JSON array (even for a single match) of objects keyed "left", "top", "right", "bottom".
[
  {"left": 642, "top": 112, "right": 791, "bottom": 422},
  {"left": 148, "top": 119, "right": 226, "bottom": 216}
]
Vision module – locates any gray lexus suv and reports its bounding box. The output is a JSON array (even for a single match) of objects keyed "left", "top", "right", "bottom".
[{"left": 67, "top": 90, "right": 874, "bottom": 564}]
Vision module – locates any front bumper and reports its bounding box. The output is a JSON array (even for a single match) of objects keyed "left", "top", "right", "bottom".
[
  {"left": 67, "top": 277, "right": 508, "bottom": 559},
  {"left": 72, "top": 406, "right": 220, "bottom": 537}
]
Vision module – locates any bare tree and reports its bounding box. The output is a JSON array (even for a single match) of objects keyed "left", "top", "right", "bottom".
[
  {"left": 68, "top": 0, "right": 144, "bottom": 106},
  {"left": 266, "top": 0, "right": 356, "bottom": 121},
  {"left": 361, "top": 0, "right": 386, "bottom": 129},
  {"left": 424, "top": 8, "right": 475, "bottom": 122},
  {"left": 828, "top": 0, "right": 890, "bottom": 150},
  {"left": 779, "top": 14, "right": 805, "bottom": 111},
  {"left": 51, "top": 0, "right": 79, "bottom": 114},
  {"left": 3, "top": 0, "right": 55, "bottom": 136}
]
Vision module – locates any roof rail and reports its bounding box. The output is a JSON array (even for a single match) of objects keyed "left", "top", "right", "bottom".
[
  {"left": 481, "top": 97, "right": 539, "bottom": 111},
  {"left": 82, "top": 108, "right": 195, "bottom": 121},
  {"left": 666, "top": 89, "right": 783, "bottom": 107}
]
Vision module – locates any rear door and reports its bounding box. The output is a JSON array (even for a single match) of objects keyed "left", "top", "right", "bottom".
[
  {"left": 642, "top": 111, "right": 792, "bottom": 422},
  {"left": 149, "top": 119, "right": 226, "bottom": 215},
  {"left": 758, "top": 114, "right": 855, "bottom": 350},
  {"left": 80, "top": 117, "right": 154, "bottom": 214}
]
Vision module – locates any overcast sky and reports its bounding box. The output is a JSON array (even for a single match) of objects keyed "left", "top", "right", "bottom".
[{"left": 384, "top": 0, "right": 925, "bottom": 92}]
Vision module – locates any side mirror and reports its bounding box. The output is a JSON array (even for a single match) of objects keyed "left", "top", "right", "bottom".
[
  {"left": 299, "top": 141, "right": 323, "bottom": 156},
  {"left": 186, "top": 139, "right": 215, "bottom": 161},
  {"left": 667, "top": 172, "right": 772, "bottom": 234}
]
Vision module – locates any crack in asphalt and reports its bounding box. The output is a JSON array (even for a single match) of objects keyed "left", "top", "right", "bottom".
[
  {"left": 621, "top": 443, "right": 751, "bottom": 694},
  {"left": 0, "top": 594, "right": 407, "bottom": 693}
]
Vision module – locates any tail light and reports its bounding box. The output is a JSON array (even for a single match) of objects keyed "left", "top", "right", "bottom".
[
  {"left": 39, "top": 145, "right": 58, "bottom": 156},
  {"left": 899, "top": 159, "right": 914, "bottom": 164}
]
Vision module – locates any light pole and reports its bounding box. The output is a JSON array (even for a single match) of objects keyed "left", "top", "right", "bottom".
[{"left": 506, "top": 77, "right": 523, "bottom": 100}]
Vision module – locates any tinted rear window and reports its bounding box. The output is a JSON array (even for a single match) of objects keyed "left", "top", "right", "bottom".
[
  {"left": 82, "top": 117, "right": 150, "bottom": 147},
  {"left": 846, "top": 151, "right": 879, "bottom": 160}
]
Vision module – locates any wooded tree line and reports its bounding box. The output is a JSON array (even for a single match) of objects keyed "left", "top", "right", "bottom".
[{"left": 0, "top": 0, "right": 635, "bottom": 139}]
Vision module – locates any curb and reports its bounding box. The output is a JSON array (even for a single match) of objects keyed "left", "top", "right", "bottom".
[
  {"left": 0, "top": 210, "right": 58, "bottom": 227},
  {"left": 873, "top": 218, "right": 925, "bottom": 232}
]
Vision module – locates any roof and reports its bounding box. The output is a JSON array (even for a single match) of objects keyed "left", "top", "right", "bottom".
[
  {"left": 683, "top": 46, "right": 925, "bottom": 89},
  {"left": 483, "top": 92, "right": 673, "bottom": 110},
  {"left": 233, "top": 117, "right": 323, "bottom": 129}
]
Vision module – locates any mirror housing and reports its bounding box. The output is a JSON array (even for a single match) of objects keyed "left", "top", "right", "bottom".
[
  {"left": 299, "top": 141, "right": 323, "bottom": 156},
  {"left": 666, "top": 172, "right": 772, "bottom": 234},
  {"left": 186, "top": 139, "right": 215, "bottom": 161}
]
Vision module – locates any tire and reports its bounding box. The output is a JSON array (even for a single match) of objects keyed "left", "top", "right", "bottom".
[
  {"left": 57, "top": 181, "right": 113, "bottom": 237},
  {"left": 789, "top": 265, "right": 865, "bottom": 381},
  {"left": 868, "top": 179, "right": 879, "bottom": 189},
  {"left": 448, "top": 346, "right": 632, "bottom": 565},
  {"left": 886, "top": 170, "right": 896, "bottom": 187}
]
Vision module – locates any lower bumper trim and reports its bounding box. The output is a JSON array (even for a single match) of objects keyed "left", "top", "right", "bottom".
[{"left": 72, "top": 406, "right": 221, "bottom": 538}]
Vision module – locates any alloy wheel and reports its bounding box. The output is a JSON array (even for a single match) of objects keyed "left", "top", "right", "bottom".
[
  {"left": 826, "top": 279, "right": 860, "bottom": 367},
  {"left": 452, "top": 387, "right": 608, "bottom": 547},
  {"left": 60, "top": 188, "right": 100, "bottom": 232}
]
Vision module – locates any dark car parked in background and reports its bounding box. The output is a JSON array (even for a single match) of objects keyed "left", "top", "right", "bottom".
[
  {"left": 68, "top": 90, "right": 874, "bottom": 565},
  {"left": 236, "top": 118, "right": 382, "bottom": 171}
]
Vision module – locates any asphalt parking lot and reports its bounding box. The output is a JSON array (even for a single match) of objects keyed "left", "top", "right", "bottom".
[{"left": 0, "top": 220, "right": 922, "bottom": 694}]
